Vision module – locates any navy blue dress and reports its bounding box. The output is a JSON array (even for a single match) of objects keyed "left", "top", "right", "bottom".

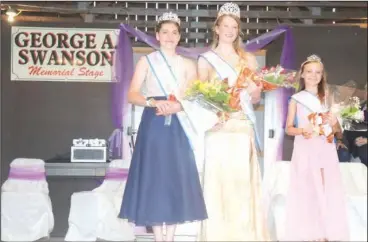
[{"left": 118, "top": 96, "right": 208, "bottom": 226}]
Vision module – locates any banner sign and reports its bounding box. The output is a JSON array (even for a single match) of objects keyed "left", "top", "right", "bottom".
[{"left": 11, "top": 27, "right": 119, "bottom": 82}]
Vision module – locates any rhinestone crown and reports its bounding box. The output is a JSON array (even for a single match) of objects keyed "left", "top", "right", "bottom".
[
  {"left": 218, "top": 2, "right": 241, "bottom": 18},
  {"left": 157, "top": 12, "right": 181, "bottom": 25},
  {"left": 302, "top": 54, "right": 323, "bottom": 67}
]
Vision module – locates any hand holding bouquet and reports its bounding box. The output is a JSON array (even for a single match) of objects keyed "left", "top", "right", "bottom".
[
  {"left": 307, "top": 112, "right": 335, "bottom": 143},
  {"left": 184, "top": 67, "right": 264, "bottom": 116},
  {"left": 185, "top": 79, "right": 236, "bottom": 114},
  {"left": 231, "top": 67, "right": 263, "bottom": 105},
  {"left": 184, "top": 65, "right": 297, "bottom": 123}
]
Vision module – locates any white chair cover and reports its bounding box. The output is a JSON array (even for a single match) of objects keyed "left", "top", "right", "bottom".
[
  {"left": 65, "top": 159, "right": 139, "bottom": 241},
  {"left": 174, "top": 175, "right": 203, "bottom": 241},
  {"left": 263, "top": 161, "right": 367, "bottom": 241},
  {"left": 174, "top": 222, "right": 200, "bottom": 241},
  {"left": 1, "top": 158, "right": 54, "bottom": 241},
  {"left": 339, "top": 162, "right": 367, "bottom": 241},
  {"left": 262, "top": 161, "right": 290, "bottom": 241}
]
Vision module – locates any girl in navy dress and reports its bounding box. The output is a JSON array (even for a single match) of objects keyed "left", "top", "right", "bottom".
[{"left": 118, "top": 12, "right": 207, "bottom": 242}]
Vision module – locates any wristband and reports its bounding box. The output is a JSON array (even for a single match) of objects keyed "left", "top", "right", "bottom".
[{"left": 146, "top": 98, "right": 155, "bottom": 107}]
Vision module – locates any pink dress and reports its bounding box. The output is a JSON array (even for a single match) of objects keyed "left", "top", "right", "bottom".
[{"left": 284, "top": 101, "right": 349, "bottom": 241}]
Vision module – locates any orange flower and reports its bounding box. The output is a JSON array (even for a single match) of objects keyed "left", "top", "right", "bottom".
[
  {"left": 224, "top": 67, "right": 259, "bottom": 110},
  {"left": 168, "top": 94, "right": 177, "bottom": 102},
  {"left": 261, "top": 81, "right": 279, "bottom": 92},
  {"left": 216, "top": 111, "right": 230, "bottom": 123},
  {"left": 236, "top": 67, "right": 254, "bottom": 88},
  {"left": 229, "top": 95, "right": 240, "bottom": 110},
  {"left": 307, "top": 112, "right": 335, "bottom": 143}
]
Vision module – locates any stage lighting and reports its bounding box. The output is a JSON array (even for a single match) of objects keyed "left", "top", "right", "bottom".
[{"left": 6, "top": 8, "right": 17, "bottom": 22}]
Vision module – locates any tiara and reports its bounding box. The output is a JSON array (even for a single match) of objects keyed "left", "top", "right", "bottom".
[
  {"left": 157, "top": 12, "right": 181, "bottom": 25},
  {"left": 307, "top": 54, "right": 322, "bottom": 62},
  {"left": 301, "top": 54, "right": 323, "bottom": 66},
  {"left": 218, "top": 2, "right": 241, "bottom": 18}
]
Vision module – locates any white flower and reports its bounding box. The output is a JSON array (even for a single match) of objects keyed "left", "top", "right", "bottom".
[
  {"left": 315, "top": 115, "right": 323, "bottom": 125},
  {"left": 350, "top": 96, "right": 361, "bottom": 108},
  {"left": 353, "top": 110, "right": 364, "bottom": 121}
]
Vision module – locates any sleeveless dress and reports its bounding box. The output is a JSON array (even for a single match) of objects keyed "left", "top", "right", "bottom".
[
  {"left": 198, "top": 51, "right": 269, "bottom": 241},
  {"left": 283, "top": 93, "right": 349, "bottom": 241},
  {"left": 118, "top": 51, "right": 207, "bottom": 226}
]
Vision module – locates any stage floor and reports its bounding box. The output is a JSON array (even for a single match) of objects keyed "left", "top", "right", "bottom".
[{"left": 41, "top": 235, "right": 195, "bottom": 241}]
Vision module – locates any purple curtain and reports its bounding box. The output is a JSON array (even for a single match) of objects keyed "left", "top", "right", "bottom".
[
  {"left": 109, "top": 24, "right": 295, "bottom": 159},
  {"left": 108, "top": 27, "right": 133, "bottom": 159}
]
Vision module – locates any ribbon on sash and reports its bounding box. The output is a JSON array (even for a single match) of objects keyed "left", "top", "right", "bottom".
[{"left": 200, "top": 51, "right": 262, "bottom": 152}]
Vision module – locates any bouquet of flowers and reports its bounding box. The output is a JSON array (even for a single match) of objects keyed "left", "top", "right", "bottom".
[
  {"left": 255, "top": 65, "right": 298, "bottom": 91},
  {"left": 337, "top": 96, "right": 366, "bottom": 130},
  {"left": 306, "top": 96, "right": 366, "bottom": 141},
  {"left": 185, "top": 66, "right": 263, "bottom": 113},
  {"left": 307, "top": 112, "right": 335, "bottom": 143},
  {"left": 185, "top": 79, "right": 236, "bottom": 114},
  {"left": 185, "top": 65, "right": 298, "bottom": 117},
  {"left": 327, "top": 80, "right": 367, "bottom": 131},
  {"left": 339, "top": 96, "right": 365, "bottom": 121}
]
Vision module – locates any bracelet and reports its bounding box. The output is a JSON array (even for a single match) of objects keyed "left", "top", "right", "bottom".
[{"left": 146, "top": 98, "right": 155, "bottom": 107}]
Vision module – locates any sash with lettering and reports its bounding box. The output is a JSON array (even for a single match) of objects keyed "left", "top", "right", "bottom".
[
  {"left": 200, "top": 50, "right": 262, "bottom": 151},
  {"left": 146, "top": 50, "right": 217, "bottom": 171}
]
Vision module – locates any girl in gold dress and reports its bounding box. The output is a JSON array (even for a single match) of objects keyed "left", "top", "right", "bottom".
[{"left": 197, "top": 2, "right": 270, "bottom": 241}]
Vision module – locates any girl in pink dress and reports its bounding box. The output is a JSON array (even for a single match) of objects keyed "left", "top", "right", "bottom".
[{"left": 283, "top": 55, "right": 349, "bottom": 241}]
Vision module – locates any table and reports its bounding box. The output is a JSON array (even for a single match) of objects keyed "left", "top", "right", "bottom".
[{"left": 45, "top": 162, "right": 109, "bottom": 177}]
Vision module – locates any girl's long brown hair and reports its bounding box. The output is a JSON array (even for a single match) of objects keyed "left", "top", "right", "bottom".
[{"left": 297, "top": 61, "right": 327, "bottom": 104}]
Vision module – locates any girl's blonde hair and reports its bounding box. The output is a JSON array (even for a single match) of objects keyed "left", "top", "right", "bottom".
[{"left": 211, "top": 14, "right": 249, "bottom": 60}]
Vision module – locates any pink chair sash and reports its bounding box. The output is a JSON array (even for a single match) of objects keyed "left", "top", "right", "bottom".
[
  {"left": 104, "top": 168, "right": 129, "bottom": 181},
  {"left": 8, "top": 167, "right": 46, "bottom": 180}
]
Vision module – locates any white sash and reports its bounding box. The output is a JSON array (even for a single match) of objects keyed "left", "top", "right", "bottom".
[
  {"left": 200, "top": 50, "right": 238, "bottom": 86},
  {"left": 292, "top": 90, "right": 334, "bottom": 135},
  {"left": 146, "top": 51, "right": 217, "bottom": 171},
  {"left": 292, "top": 90, "right": 326, "bottom": 113},
  {"left": 200, "top": 51, "right": 262, "bottom": 151}
]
